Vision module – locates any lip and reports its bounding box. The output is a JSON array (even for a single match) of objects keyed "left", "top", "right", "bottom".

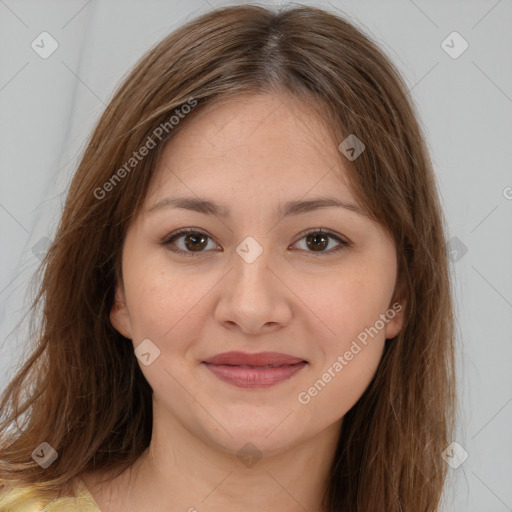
[
  {"left": 203, "top": 351, "right": 306, "bottom": 366},
  {"left": 202, "top": 351, "right": 308, "bottom": 389}
]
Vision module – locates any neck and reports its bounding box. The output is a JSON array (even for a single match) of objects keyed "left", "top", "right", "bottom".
[{"left": 83, "top": 409, "right": 341, "bottom": 512}]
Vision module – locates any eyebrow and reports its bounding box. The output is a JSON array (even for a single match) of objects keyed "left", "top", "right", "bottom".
[{"left": 146, "top": 195, "right": 367, "bottom": 219}]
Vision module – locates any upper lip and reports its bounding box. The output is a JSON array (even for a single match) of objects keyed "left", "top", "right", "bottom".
[{"left": 203, "top": 351, "right": 306, "bottom": 366}]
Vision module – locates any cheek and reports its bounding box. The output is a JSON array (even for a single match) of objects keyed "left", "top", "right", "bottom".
[
  {"left": 122, "top": 253, "right": 220, "bottom": 348},
  {"left": 295, "top": 263, "right": 391, "bottom": 415},
  {"left": 297, "top": 332, "right": 385, "bottom": 429},
  {"left": 299, "top": 267, "right": 394, "bottom": 348}
]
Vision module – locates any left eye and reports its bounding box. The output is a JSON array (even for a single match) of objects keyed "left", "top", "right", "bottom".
[
  {"left": 161, "top": 228, "right": 350, "bottom": 256},
  {"left": 293, "top": 229, "right": 350, "bottom": 254}
]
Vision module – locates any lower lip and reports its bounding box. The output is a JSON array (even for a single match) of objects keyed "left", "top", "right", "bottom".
[{"left": 202, "top": 362, "right": 307, "bottom": 388}]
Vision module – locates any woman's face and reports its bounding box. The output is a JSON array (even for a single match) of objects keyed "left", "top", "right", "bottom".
[{"left": 111, "top": 93, "right": 404, "bottom": 457}]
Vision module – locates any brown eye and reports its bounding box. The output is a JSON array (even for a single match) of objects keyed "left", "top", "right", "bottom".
[
  {"left": 292, "top": 229, "right": 350, "bottom": 255},
  {"left": 183, "top": 232, "right": 208, "bottom": 251},
  {"left": 305, "top": 232, "right": 329, "bottom": 252},
  {"left": 162, "top": 229, "right": 220, "bottom": 256},
  {"left": 162, "top": 228, "right": 350, "bottom": 257}
]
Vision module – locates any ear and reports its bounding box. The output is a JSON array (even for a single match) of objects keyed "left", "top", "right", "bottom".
[
  {"left": 110, "top": 285, "right": 133, "bottom": 339},
  {"left": 384, "top": 272, "right": 408, "bottom": 340},
  {"left": 384, "top": 299, "right": 406, "bottom": 340}
]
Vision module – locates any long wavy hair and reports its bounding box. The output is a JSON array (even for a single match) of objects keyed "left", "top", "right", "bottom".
[{"left": 0, "top": 4, "right": 455, "bottom": 511}]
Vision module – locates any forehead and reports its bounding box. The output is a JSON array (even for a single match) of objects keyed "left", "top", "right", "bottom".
[{"left": 148, "top": 92, "right": 355, "bottom": 201}]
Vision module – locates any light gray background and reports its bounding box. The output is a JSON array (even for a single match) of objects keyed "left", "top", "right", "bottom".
[{"left": 1, "top": 1, "right": 511, "bottom": 510}]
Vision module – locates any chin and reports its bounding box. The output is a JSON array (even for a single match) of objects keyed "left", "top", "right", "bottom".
[{"left": 200, "top": 419, "right": 303, "bottom": 458}]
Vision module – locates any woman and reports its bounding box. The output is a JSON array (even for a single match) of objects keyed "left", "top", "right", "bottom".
[{"left": 0, "top": 4, "right": 455, "bottom": 511}]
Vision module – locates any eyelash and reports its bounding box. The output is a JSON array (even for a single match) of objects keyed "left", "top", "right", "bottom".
[{"left": 160, "top": 227, "right": 351, "bottom": 257}]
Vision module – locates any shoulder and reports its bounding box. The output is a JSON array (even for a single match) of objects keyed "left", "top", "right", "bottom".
[{"left": 0, "top": 478, "right": 101, "bottom": 512}]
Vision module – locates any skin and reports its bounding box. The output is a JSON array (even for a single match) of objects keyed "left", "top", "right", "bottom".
[{"left": 80, "top": 92, "right": 405, "bottom": 512}]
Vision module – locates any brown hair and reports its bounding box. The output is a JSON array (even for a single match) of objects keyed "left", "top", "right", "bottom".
[{"left": 0, "top": 4, "right": 455, "bottom": 511}]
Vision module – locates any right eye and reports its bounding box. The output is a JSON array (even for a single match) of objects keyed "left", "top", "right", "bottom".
[{"left": 161, "top": 228, "right": 222, "bottom": 256}]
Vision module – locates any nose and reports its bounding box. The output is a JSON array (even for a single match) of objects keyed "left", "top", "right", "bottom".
[{"left": 214, "top": 240, "right": 293, "bottom": 335}]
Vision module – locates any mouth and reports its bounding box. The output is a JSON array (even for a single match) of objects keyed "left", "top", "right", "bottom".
[{"left": 202, "top": 351, "right": 308, "bottom": 389}]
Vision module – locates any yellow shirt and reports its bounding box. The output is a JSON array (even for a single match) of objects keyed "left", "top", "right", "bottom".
[{"left": 0, "top": 478, "right": 101, "bottom": 512}]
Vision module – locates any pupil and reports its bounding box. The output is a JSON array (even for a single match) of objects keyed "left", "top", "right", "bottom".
[
  {"left": 307, "top": 233, "right": 328, "bottom": 251},
  {"left": 183, "top": 232, "right": 329, "bottom": 252},
  {"left": 185, "top": 233, "right": 207, "bottom": 251}
]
